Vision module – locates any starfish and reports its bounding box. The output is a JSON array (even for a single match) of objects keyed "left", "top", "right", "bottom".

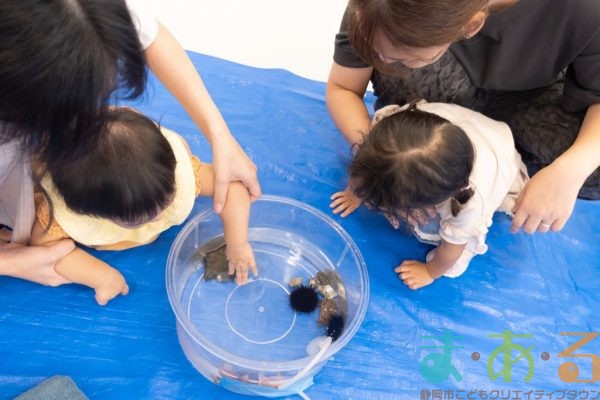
[{"left": 202, "top": 244, "right": 235, "bottom": 282}]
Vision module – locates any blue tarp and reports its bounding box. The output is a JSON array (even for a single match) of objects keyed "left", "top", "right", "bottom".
[{"left": 1, "top": 52, "right": 599, "bottom": 399}]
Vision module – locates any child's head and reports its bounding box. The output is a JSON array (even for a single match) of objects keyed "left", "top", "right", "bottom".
[
  {"left": 0, "top": 0, "right": 146, "bottom": 161},
  {"left": 46, "top": 108, "right": 176, "bottom": 227},
  {"left": 350, "top": 104, "right": 475, "bottom": 217}
]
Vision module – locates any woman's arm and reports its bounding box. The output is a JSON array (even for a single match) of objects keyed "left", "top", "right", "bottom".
[
  {"left": 145, "top": 22, "right": 260, "bottom": 213},
  {"left": 0, "top": 240, "right": 74, "bottom": 286},
  {"left": 30, "top": 221, "right": 128, "bottom": 305},
  {"left": 511, "top": 103, "right": 600, "bottom": 233},
  {"left": 325, "top": 62, "right": 373, "bottom": 145}
]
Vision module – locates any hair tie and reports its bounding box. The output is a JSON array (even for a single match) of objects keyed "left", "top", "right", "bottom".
[{"left": 371, "top": 104, "right": 403, "bottom": 128}]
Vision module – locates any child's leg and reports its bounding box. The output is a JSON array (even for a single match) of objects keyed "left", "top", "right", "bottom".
[{"left": 31, "top": 220, "right": 129, "bottom": 305}]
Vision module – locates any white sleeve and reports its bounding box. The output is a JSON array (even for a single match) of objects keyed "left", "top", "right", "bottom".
[
  {"left": 124, "top": 0, "right": 159, "bottom": 49},
  {"left": 435, "top": 193, "right": 490, "bottom": 245}
]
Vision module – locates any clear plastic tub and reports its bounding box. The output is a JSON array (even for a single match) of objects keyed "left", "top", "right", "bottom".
[{"left": 166, "top": 195, "right": 369, "bottom": 397}]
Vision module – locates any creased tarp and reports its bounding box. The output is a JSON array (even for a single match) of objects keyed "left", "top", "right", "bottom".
[{"left": 1, "top": 52, "right": 598, "bottom": 399}]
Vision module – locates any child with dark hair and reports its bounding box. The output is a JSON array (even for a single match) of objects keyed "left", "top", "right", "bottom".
[
  {"left": 328, "top": 0, "right": 600, "bottom": 236},
  {"left": 30, "top": 108, "right": 256, "bottom": 305},
  {"left": 1, "top": 0, "right": 260, "bottom": 286},
  {"left": 330, "top": 102, "right": 528, "bottom": 289}
]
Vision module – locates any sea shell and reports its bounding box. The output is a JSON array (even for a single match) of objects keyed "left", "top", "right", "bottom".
[
  {"left": 317, "top": 284, "right": 337, "bottom": 300},
  {"left": 315, "top": 271, "right": 331, "bottom": 286},
  {"left": 317, "top": 299, "right": 339, "bottom": 325}
]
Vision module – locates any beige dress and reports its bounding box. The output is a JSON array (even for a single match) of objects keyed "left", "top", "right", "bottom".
[
  {"left": 377, "top": 102, "right": 529, "bottom": 277},
  {"left": 36, "top": 129, "right": 203, "bottom": 250}
]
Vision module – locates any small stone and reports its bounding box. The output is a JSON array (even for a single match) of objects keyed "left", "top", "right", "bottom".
[{"left": 288, "top": 277, "right": 303, "bottom": 287}]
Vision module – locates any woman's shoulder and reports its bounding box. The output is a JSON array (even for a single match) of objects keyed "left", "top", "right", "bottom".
[
  {"left": 557, "top": 0, "right": 600, "bottom": 28},
  {"left": 123, "top": 0, "right": 158, "bottom": 49},
  {"left": 565, "top": 0, "right": 600, "bottom": 12},
  {"left": 505, "top": 0, "right": 599, "bottom": 17},
  {"left": 512, "top": 0, "right": 600, "bottom": 28}
]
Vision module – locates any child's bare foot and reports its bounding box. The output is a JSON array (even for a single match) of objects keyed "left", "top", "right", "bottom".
[{"left": 94, "top": 268, "right": 129, "bottom": 305}]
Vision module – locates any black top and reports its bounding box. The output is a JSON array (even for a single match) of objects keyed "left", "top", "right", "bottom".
[{"left": 333, "top": 0, "right": 600, "bottom": 112}]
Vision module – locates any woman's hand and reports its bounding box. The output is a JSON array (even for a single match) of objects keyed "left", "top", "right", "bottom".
[
  {"left": 211, "top": 133, "right": 261, "bottom": 214},
  {"left": 512, "top": 103, "right": 600, "bottom": 234},
  {"left": 0, "top": 240, "right": 74, "bottom": 286},
  {"left": 330, "top": 188, "right": 362, "bottom": 217},
  {"left": 511, "top": 161, "right": 581, "bottom": 234}
]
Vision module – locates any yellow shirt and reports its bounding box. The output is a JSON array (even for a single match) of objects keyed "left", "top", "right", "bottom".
[{"left": 36, "top": 128, "right": 202, "bottom": 250}]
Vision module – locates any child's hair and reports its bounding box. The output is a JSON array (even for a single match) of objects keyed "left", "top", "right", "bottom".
[
  {"left": 45, "top": 108, "right": 176, "bottom": 226},
  {"left": 0, "top": 0, "right": 146, "bottom": 162},
  {"left": 350, "top": 104, "right": 475, "bottom": 218}
]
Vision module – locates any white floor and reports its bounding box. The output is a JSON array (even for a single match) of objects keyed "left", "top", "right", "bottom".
[{"left": 155, "top": 0, "right": 349, "bottom": 83}]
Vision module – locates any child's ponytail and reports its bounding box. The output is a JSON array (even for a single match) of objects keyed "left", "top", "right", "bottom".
[{"left": 450, "top": 186, "right": 475, "bottom": 217}]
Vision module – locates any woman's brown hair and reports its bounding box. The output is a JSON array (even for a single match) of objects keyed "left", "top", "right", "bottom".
[{"left": 347, "top": 0, "right": 488, "bottom": 67}]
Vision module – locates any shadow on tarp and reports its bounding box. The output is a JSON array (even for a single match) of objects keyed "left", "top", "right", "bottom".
[{"left": 1, "top": 52, "right": 598, "bottom": 399}]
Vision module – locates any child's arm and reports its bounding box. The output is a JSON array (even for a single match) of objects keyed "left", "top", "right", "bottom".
[
  {"left": 395, "top": 240, "right": 467, "bottom": 290},
  {"left": 30, "top": 220, "right": 129, "bottom": 305},
  {"left": 196, "top": 162, "right": 256, "bottom": 285}
]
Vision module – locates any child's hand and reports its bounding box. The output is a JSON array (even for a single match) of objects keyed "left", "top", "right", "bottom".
[
  {"left": 94, "top": 267, "right": 129, "bottom": 306},
  {"left": 395, "top": 260, "right": 434, "bottom": 290},
  {"left": 330, "top": 188, "right": 362, "bottom": 217},
  {"left": 226, "top": 243, "right": 257, "bottom": 285}
]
